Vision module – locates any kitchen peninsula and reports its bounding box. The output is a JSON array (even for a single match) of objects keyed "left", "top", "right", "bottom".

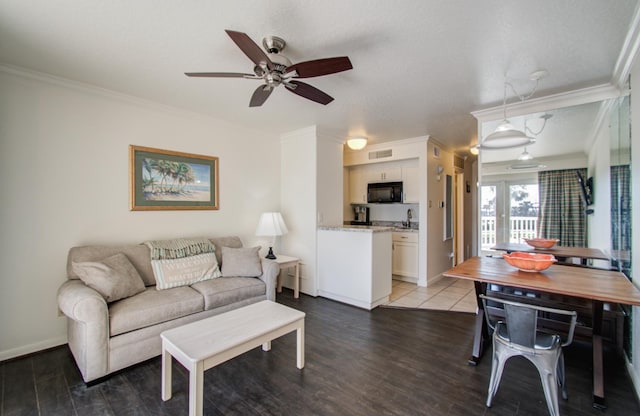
[{"left": 317, "top": 225, "right": 392, "bottom": 309}]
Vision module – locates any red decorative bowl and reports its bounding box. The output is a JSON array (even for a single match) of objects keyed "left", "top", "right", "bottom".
[
  {"left": 502, "top": 252, "right": 557, "bottom": 272},
  {"left": 524, "top": 238, "right": 560, "bottom": 249}
]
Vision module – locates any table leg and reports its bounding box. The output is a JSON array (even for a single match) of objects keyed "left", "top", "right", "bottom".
[
  {"left": 262, "top": 341, "right": 272, "bottom": 351},
  {"left": 161, "top": 344, "right": 172, "bottom": 401},
  {"left": 469, "top": 281, "right": 488, "bottom": 366},
  {"left": 294, "top": 262, "right": 300, "bottom": 299},
  {"left": 277, "top": 269, "right": 283, "bottom": 293},
  {"left": 297, "top": 321, "right": 305, "bottom": 369},
  {"left": 189, "top": 361, "right": 204, "bottom": 416},
  {"left": 592, "top": 300, "right": 606, "bottom": 409}
]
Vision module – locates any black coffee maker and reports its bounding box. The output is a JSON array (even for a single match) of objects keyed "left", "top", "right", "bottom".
[{"left": 351, "top": 206, "right": 370, "bottom": 225}]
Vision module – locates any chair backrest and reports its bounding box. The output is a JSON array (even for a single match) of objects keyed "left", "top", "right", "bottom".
[{"left": 480, "top": 295, "right": 578, "bottom": 348}]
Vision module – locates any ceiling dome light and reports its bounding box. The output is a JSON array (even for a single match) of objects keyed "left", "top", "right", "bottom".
[
  {"left": 347, "top": 137, "right": 367, "bottom": 150},
  {"left": 469, "top": 145, "right": 479, "bottom": 156}
]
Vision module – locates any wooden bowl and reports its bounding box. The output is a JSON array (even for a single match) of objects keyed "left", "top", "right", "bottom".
[
  {"left": 502, "top": 252, "right": 557, "bottom": 272},
  {"left": 524, "top": 238, "right": 560, "bottom": 249}
]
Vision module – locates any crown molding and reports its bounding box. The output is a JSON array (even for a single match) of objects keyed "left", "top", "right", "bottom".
[
  {"left": 611, "top": 1, "right": 640, "bottom": 89},
  {"left": 471, "top": 83, "right": 621, "bottom": 123}
]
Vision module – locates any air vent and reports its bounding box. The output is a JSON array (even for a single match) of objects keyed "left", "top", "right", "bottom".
[
  {"left": 368, "top": 149, "right": 393, "bottom": 160},
  {"left": 453, "top": 155, "right": 465, "bottom": 170}
]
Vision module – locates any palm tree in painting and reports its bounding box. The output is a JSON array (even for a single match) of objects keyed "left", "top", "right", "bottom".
[
  {"left": 175, "top": 163, "right": 195, "bottom": 193},
  {"left": 142, "top": 158, "right": 158, "bottom": 194}
]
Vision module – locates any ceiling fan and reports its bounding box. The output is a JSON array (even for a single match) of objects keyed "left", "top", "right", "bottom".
[{"left": 185, "top": 30, "right": 353, "bottom": 107}]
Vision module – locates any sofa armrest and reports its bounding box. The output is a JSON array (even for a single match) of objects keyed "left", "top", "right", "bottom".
[
  {"left": 258, "top": 259, "right": 279, "bottom": 301},
  {"left": 57, "top": 280, "right": 110, "bottom": 382},
  {"left": 58, "top": 280, "right": 108, "bottom": 322}
]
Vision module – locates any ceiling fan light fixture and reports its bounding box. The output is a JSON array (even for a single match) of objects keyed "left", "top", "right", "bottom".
[{"left": 347, "top": 137, "right": 367, "bottom": 150}]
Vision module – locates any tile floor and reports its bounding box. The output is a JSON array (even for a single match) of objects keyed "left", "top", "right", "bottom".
[{"left": 384, "top": 277, "right": 477, "bottom": 313}]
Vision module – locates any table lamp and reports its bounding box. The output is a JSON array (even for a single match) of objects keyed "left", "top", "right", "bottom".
[{"left": 255, "top": 212, "right": 289, "bottom": 259}]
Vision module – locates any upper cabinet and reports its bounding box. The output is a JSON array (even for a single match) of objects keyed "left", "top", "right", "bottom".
[
  {"left": 401, "top": 166, "right": 419, "bottom": 203},
  {"left": 348, "top": 159, "right": 419, "bottom": 204},
  {"left": 349, "top": 166, "right": 369, "bottom": 204},
  {"left": 369, "top": 167, "right": 402, "bottom": 182}
]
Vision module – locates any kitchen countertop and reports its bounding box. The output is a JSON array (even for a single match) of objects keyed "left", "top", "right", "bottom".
[
  {"left": 318, "top": 225, "right": 394, "bottom": 233},
  {"left": 318, "top": 225, "right": 418, "bottom": 233}
]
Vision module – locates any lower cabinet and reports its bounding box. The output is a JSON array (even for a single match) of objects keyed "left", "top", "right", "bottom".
[{"left": 392, "top": 232, "right": 418, "bottom": 278}]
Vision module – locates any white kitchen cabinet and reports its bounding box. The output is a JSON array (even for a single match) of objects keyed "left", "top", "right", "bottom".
[
  {"left": 370, "top": 167, "right": 402, "bottom": 182},
  {"left": 401, "top": 166, "right": 419, "bottom": 203},
  {"left": 348, "top": 167, "right": 369, "bottom": 204},
  {"left": 392, "top": 232, "right": 418, "bottom": 278}
]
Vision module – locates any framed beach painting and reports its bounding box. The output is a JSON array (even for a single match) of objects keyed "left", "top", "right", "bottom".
[{"left": 129, "top": 145, "right": 219, "bottom": 211}]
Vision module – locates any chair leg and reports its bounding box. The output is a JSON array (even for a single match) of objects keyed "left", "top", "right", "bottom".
[
  {"left": 486, "top": 348, "right": 507, "bottom": 407},
  {"left": 540, "top": 370, "right": 560, "bottom": 416},
  {"left": 557, "top": 352, "right": 568, "bottom": 400}
]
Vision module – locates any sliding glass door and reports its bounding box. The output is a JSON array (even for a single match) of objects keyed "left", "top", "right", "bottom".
[{"left": 481, "top": 180, "right": 538, "bottom": 253}]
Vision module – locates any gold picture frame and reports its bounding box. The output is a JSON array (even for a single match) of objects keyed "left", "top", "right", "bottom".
[{"left": 129, "top": 145, "right": 219, "bottom": 211}]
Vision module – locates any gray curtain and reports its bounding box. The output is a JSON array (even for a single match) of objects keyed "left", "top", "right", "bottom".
[{"left": 537, "top": 168, "right": 587, "bottom": 247}]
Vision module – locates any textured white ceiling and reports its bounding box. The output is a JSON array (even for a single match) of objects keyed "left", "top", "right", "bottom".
[{"left": 0, "top": 0, "right": 637, "bottom": 154}]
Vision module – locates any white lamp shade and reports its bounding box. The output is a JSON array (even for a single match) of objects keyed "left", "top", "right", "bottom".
[
  {"left": 255, "top": 212, "right": 289, "bottom": 236},
  {"left": 481, "top": 120, "right": 535, "bottom": 149}
]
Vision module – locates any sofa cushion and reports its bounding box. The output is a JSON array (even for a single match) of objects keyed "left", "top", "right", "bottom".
[
  {"left": 151, "top": 252, "right": 221, "bottom": 290},
  {"left": 72, "top": 253, "right": 146, "bottom": 302},
  {"left": 220, "top": 246, "right": 262, "bottom": 277},
  {"left": 190, "top": 277, "right": 266, "bottom": 310},
  {"left": 109, "top": 286, "right": 204, "bottom": 336}
]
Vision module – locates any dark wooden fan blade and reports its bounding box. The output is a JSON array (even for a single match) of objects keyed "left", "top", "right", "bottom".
[
  {"left": 185, "top": 72, "right": 254, "bottom": 78},
  {"left": 225, "top": 30, "right": 274, "bottom": 70},
  {"left": 249, "top": 85, "right": 273, "bottom": 107},
  {"left": 285, "top": 80, "right": 334, "bottom": 105},
  {"left": 285, "top": 57, "right": 352, "bottom": 78}
]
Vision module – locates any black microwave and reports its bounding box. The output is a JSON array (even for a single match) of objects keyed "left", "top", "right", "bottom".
[{"left": 367, "top": 182, "right": 403, "bottom": 203}]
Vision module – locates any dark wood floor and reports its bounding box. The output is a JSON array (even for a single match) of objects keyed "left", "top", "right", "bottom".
[{"left": 2, "top": 290, "right": 639, "bottom": 415}]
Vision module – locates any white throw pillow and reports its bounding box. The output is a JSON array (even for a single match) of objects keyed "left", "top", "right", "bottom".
[
  {"left": 72, "top": 253, "right": 146, "bottom": 302},
  {"left": 151, "top": 252, "right": 221, "bottom": 290}
]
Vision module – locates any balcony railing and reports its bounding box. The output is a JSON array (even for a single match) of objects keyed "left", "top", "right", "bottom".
[{"left": 481, "top": 216, "right": 538, "bottom": 250}]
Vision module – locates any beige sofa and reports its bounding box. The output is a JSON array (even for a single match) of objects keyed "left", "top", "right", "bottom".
[{"left": 57, "top": 236, "right": 279, "bottom": 383}]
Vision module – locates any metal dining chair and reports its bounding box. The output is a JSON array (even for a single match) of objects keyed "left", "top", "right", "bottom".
[{"left": 479, "top": 295, "right": 577, "bottom": 416}]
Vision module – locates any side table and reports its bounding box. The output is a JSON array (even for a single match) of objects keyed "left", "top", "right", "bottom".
[{"left": 271, "top": 255, "right": 300, "bottom": 298}]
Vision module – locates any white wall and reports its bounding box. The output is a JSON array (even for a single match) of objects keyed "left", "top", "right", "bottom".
[
  {"left": 280, "top": 127, "right": 319, "bottom": 295},
  {"left": 426, "top": 141, "right": 455, "bottom": 282},
  {"left": 0, "top": 69, "right": 280, "bottom": 360}
]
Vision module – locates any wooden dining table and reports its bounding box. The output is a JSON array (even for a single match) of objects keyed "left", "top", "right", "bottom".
[
  {"left": 490, "top": 242, "right": 610, "bottom": 261},
  {"left": 443, "top": 256, "right": 640, "bottom": 409}
]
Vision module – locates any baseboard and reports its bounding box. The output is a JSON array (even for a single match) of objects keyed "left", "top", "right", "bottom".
[
  {"left": 625, "top": 355, "right": 640, "bottom": 404},
  {"left": 427, "top": 273, "right": 444, "bottom": 286},
  {"left": 0, "top": 336, "right": 67, "bottom": 362}
]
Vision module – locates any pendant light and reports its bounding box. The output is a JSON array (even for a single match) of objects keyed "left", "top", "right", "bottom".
[
  {"left": 508, "top": 148, "right": 546, "bottom": 170},
  {"left": 480, "top": 70, "right": 548, "bottom": 150}
]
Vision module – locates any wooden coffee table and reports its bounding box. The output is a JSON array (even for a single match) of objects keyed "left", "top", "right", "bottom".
[{"left": 161, "top": 300, "right": 305, "bottom": 416}]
